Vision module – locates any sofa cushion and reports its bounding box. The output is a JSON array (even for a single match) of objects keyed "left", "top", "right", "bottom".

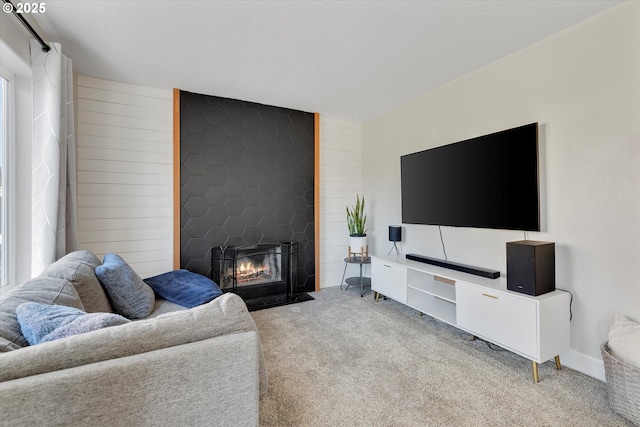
[
  {"left": 95, "top": 253, "right": 155, "bottom": 319},
  {"left": 16, "top": 302, "right": 130, "bottom": 345},
  {"left": 0, "top": 278, "right": 84, "bottom": 352},
  {"left": 39, "top": 250, "right": 112, "bottom": 313},
  {"left": 144, "top": 269, "right": 223, "bottom": 308},
  {"left": 608, "top": 314, "right": 640, "bottom": 369}
]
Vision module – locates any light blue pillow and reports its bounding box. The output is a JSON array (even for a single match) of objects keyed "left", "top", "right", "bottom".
[
  {"left": 0, "top": 278, "right": 84, "bottom": 352},
  {"left": 95, "top": 253, "right": 155, "bottom": 319},
  {"left": 16, "top": 302, "right": 130, "bottom": 345}
]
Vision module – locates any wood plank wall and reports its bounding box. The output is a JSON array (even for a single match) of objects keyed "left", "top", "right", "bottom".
[
  {"left": 76, "top": 76, "right": 173, "bottom": 278},
  {"left": 319, "top": 117, "right": 363, "bottom": 288}
]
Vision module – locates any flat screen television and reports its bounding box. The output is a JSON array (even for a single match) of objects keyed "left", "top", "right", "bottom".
[{"left": 401, "top": 122, "right": 540, "bottom": 231}]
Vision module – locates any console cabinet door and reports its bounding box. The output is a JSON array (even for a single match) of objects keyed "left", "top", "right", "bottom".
[
  {"left": 456, "top": 281, "right": 537, "bottom": 359},
  {"left": 371, "top": 258, "right": 407, "bottom": 304}
]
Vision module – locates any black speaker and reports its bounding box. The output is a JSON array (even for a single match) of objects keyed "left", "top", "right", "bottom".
[
  {"left": 507, "top": 240, "right": 555, "bottom": 296},
  {"left": 389, "top": 225, "right": 402, "bottom": 242},
  {"left": 388, "top": 226, "right": 402, "bottom": 256}
]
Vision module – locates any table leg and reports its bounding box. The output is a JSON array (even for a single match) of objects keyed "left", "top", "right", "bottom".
[{"left": 340, "top": 261, "right": 348, "bottom": 290}]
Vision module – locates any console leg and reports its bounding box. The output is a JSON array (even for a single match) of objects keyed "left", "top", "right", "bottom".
[
  {"left": 470, "top": 335, "right": 476, "bottom": 341},
  {"left": 374, "top": 292, "right": 379, "bottom": 302},
  {"left": 555, "top": 355, "right": 562, "bottom": 370},
  {"left": 419, "top": 312, "right": 423, "bottom": 317},
  {"left": 532, "top": 361, "right": 539, "bottom": 383}
]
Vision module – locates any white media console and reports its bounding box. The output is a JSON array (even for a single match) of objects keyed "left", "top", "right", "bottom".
[{"left": 371, "top": 255, "right": 571, "bottom": 382}]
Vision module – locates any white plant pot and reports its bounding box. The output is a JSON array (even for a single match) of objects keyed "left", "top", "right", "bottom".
[{"left": 349, "top": 236, "right": 368, "bottom": 254}]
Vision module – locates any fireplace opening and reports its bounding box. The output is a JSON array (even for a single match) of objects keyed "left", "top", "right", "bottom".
[
  {"left": 229, "top": 246, "right": 282, "bottom": 287},
  {"left": 212, "top": 242, "right": 312, "bottom": 311},
  {"left": 237, "top": 258, "right": 277, "bottom": 284}
]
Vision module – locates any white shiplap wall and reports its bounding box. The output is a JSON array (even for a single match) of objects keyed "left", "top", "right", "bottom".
[
  {"left": 76, "top": 76, "right": 173, "bottom": 278},
  {"left": 319, "top": 116, "right": 363, "bottom": 288}
]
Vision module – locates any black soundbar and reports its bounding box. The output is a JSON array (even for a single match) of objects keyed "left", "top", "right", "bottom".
[{"left": 405, "top": 254, "right": 500, "bottom": 279}]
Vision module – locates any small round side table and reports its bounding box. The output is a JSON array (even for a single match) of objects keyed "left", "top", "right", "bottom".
[{"left": 340, "top": 255, "right": 371, "bottom": 297}]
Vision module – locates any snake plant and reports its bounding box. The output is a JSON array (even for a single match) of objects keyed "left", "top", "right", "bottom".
[{"left": 346, "top": 194, "right": 367, "bottom": 236}]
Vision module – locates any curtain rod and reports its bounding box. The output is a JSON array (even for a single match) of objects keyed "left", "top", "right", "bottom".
[{"left": 2, "top": 0, "right": 50, "bottom": 52}]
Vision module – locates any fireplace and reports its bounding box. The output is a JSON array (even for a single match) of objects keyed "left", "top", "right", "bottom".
[{"left": 212, "top": 242, "right": 311, "bottom": 310}]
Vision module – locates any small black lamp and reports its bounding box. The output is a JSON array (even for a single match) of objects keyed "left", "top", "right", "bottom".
[{"left": 388, "top": 225, "right": 401, "bottom": 256}]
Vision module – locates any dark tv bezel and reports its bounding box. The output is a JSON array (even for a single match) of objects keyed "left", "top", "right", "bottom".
[{"left": 400, "top": 123, "right": 540, "bottom": 232}]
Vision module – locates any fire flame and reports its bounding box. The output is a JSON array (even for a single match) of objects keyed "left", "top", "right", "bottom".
[{"left": 237, "top": 261, "right": 269, "bottom": 282}]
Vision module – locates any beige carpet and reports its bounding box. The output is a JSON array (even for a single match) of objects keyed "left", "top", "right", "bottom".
[{"left": 251, "top": 285, "right": 632, "bottom": 426}]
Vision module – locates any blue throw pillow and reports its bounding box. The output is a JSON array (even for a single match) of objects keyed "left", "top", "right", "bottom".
[
  {"left": 16, "top": 302, "right": 130, "bottom": 345},
  {"left": 95, "top": 253, "right": 156, "bottom": 319},
  {"left": 143, "top": 270, "right": 223, "bottom": 308}
]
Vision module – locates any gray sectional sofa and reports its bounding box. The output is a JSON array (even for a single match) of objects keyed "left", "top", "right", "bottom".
[{"left": 0, "top": 251, "right": 267, "bottom": 427}]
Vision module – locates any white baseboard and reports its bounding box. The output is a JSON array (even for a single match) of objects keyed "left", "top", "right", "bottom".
[{"left": 560, "top": 349, "right": 606, "bottom": 382}]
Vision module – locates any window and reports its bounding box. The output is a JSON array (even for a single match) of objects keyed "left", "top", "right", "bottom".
[{"left": 0, "top": 72, "right": 10, "bottom": 287}]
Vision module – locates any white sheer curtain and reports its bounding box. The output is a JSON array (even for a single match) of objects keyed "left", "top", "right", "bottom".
[{"left": 30, "top": 40, "right": 78, "bottom": 276}]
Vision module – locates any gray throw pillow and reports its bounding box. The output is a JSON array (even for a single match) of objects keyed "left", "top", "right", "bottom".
[
  {"left": 95, "top": 253, "right": 155, "bottom": 319},
  {"left": 0, "top": 278, "right": 84, "bottom": 352},
  {"left": 39, "top": 250, "right": 112, "bottom": 313},
  {"left": 16, "top": 302, "right": 130, "bottom": 345}
]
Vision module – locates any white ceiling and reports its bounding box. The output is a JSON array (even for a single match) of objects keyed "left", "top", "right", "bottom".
[{"left": 32, "top": 0, "right": 621, "bottom": 122}]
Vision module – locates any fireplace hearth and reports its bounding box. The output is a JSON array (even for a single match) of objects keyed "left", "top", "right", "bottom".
[{"left": 211, "top": 242, "right": 313, "bottom": 311}]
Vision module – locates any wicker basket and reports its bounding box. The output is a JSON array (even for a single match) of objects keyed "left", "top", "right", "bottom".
[{"left": 601, "top": 341, "right": 640, "bottom": 425}]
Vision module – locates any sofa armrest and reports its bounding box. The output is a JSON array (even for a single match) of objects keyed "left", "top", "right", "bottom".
[
  {"left": 0, "top": 331, "right": 260, "bottom": 427},
  {"left": 0, "top": 293, "right": 267, "bottom": 396}
]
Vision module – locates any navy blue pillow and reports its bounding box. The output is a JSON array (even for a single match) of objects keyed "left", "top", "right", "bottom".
[{"left": 143, "top": 270, "right": 223, "bottom": 308}]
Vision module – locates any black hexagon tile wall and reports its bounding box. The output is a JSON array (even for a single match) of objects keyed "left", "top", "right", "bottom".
[{"left": 179, "top": 91, "right": 315, "bottom": 293}]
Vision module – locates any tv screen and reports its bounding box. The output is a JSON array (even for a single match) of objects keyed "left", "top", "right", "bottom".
[{"left": 401, "top": 123, "right": 540, "bottom": 231}]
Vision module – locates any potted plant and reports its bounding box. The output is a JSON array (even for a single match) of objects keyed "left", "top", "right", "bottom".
[{"left": 346, "top": 194, "right": 368, "bottom": 253}]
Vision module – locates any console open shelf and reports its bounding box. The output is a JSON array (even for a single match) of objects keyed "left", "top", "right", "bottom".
[{"left": 406, "top": 269, "right": 457, "bottom": 325}]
